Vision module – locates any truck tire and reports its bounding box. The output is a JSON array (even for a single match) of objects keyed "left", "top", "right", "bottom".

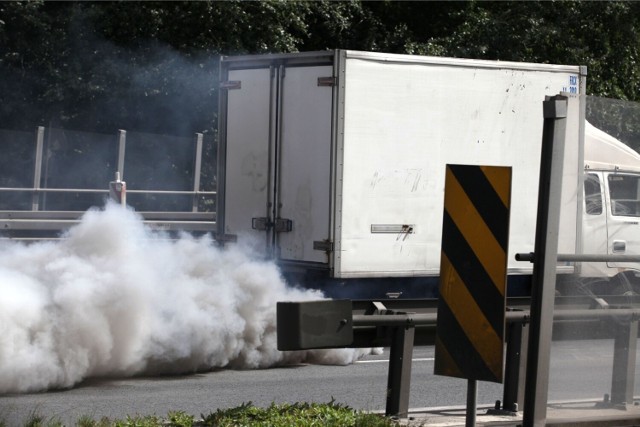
[{"left": 611, "top": 270, "right": 640, "bottom": 296}]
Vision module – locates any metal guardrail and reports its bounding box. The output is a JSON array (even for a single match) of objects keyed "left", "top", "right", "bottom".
[
  {"left": 277, "top": 296, "right": 640, "bottom": 419},
  {"left": 517, "top": 252, "right": 640, "bottom": 263},
  {"left": 0, "top": 187, "right": 216, "bottom": 197},
  {"left": 0, "top": 210, "right": 217, "bottom": 237},
  {"left": 354, "top": 302, "right": 639, "bottom": 416}
]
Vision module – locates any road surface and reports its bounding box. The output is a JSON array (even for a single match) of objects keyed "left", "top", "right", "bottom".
[{"left": 0, "top": 341, "right": 638, "bottom": 426}]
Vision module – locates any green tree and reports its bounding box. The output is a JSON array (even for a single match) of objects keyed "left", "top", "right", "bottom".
[
  {"left": 3, "top": 1, "right": 640, "bottom": 143},
  {"left": 418, "top": 1, "right": 640, "bottom": 101}
]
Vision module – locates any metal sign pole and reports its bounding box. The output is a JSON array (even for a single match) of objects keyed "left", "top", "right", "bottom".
[
  {"left": 32, "top": 126, "right": 45, "bottom": 211},
  {"left": 522, "top": 95, "right": 569, "bottom": 427},
  {"left": 117, "top": 129, "right": 126, "bottom": 180},
  {"left": 466, "top": 379, "right": 477, "bottom": 427}
]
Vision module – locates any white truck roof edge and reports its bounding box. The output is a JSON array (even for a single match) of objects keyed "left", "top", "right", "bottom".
[
  {"left": 219, "top": 49, "right": 585, "bottom": 74},
  {"left": 342, "top": 50, "right": 584, "bottom": 73},
  {"left": 584, "top": 121, "right": 640, "bottom": 173}
]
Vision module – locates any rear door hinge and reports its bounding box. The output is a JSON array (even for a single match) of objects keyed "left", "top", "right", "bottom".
[
  {"left": 313, "top": 240, "right": 333, "bottom": 252},
  {"left": 220, "top": 80, "right": 242, "bottom": 90},
  {"left": 317, "top": 76, "right": 336, "bottom": 87}
]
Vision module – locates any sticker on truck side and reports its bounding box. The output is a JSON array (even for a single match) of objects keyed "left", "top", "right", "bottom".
[{"left": 563, "top": 75, "right": 579, "bottom": 94}]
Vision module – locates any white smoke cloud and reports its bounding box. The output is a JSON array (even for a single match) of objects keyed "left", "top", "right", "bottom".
[{"left": 0, "top": 202, "right": 369, "bottom": 394}]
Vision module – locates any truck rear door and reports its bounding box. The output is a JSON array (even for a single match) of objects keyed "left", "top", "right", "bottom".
[
  {"left": 277, "top": 65, "right": 333, "bottom": 264},
  {"left": 219, "top": 58, "right": 333, "bottom": 266},
  {"left": 221, "top": 67, "right": 274, "bottom": 255}
]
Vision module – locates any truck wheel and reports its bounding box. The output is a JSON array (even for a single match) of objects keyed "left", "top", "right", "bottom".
[
  {"left": 611, "top": 271, "right": 640, "bottom": 295},
  {"left": 557, "top": 276, "right": 609, "bottom": 297}
]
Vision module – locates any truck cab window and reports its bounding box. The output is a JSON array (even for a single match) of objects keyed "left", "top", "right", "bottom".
[
  {"left": 585, "top": 173, "right": 603, "bottom": 215},
  {"left": 608, "top": 174, "right": 640, "bottom": 217}
]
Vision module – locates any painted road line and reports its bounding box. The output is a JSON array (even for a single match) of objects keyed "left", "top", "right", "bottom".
[{"left": 356, "top": 358, "right": 435, "bottom": 364}]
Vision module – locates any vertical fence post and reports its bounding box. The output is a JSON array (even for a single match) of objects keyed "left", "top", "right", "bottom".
[
  {"left": 117, "top": 130, "right": 126, "bottom": 179},
  {"left": 610, "top": 317, "right": 638, "bottom": 408},
  {"left": 503, "top": 320, "right": 527, "bottom": 412},
  {"left": 193, "top": 133, "right": 204, "bottom": 212},
  {"left": 32, "top": 126, "right": 45, "bottom": 211},
  {"left": 385, "top": 324, "right": 415, "bottom": 418}
]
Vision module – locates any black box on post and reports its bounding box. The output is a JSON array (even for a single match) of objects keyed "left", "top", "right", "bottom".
[{"left": 277, "top": 300, "right": 353, "bottom": 350}]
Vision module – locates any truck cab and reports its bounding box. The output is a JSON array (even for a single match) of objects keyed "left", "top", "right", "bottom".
[{"left": 580, "top": 122, "right": 640, "bottom": 294}]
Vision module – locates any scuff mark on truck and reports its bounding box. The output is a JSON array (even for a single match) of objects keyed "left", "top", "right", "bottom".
[{"left": 241, "top": 151, "right": 268, "bottom": 192}]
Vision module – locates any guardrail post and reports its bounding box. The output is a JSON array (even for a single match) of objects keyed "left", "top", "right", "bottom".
[
  {"left": 192, "top": 133, "right": 203, "bottom": 212},
  {"left": 610, "top": 317, "right": 638, "bottom": 408},
  {"left": 117, "top": 129, "right": 126, "bottom": 179},
  {"left": 385, "top": 323, "right": 415, "bottom": 418},
  {"left": 503, "top": 320, "right": 528, "bottom": 413},
  {"left": 32, "top": 126, "right": 45, "bottom": 211}
]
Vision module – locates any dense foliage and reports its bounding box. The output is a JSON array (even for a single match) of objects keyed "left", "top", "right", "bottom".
[
  {"left": 2, "top": 1, "right": 640, "bottom": 135},
  {"left": 1, "top": 1, "right": 640, "bottom": 212}
]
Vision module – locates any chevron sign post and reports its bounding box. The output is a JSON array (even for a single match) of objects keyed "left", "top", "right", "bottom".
[{"left": 435, "top": 164, "right": 512, "bottom": 383}]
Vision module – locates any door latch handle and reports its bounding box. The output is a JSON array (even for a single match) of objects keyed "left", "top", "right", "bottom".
[
  {"left": 613, "top": 240, "right": 626, "bottom": 253},
  {"left": 252, "top": 217, "right": 271, "bottom": 231},
  {"left": 252, "top": 217, "right": 292, "bottom": 232},
  {"left": 274, "top": 218, "right": 293, "bottom": 232}
]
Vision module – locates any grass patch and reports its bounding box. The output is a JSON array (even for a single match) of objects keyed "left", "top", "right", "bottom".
[
  {"left": 76, "top": 415, "right": 112, "bottom": 427},
  {"left": 200, "top": 401, "right": 396, "bottom": 427},
  {"left": 20, "top": 411, "right": 64, "bottom": 427},
  {"left": 7, "top": 402, "right": 398, "bottom": 426},
  {"left": 167, "top": 411, "right": 194, "bottom": 427}
]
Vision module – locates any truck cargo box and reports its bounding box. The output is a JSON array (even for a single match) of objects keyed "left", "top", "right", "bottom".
[{"left": 216, "top": 50, "right": 585, "bottom": 283}]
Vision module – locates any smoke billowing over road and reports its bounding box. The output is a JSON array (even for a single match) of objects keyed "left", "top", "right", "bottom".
[{"left": 0, "top": 203, "right": 366, "bottom": 394}]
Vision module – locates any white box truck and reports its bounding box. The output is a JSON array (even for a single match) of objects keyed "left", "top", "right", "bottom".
[
  {"left": 581, "top": 121, "right": 640, "bottom": 295},
  {"left": 216, "top": 50, "right": 640, "bottom": 298}
]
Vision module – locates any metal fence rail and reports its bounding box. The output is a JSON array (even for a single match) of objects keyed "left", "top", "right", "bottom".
[
  {"left": 0, "top": 126, "right": 217, "bottom": 238},
  {"left": 0, "top": 210, "right": 217, "bottom": 236}
]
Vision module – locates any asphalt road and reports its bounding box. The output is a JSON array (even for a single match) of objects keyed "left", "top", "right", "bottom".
[{"left": 0, "top": 341, "right": 638, "bottom": 426}]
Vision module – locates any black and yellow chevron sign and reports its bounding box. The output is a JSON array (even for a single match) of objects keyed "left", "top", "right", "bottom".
[{"left": 434, "top": 164, "right": 512, "bottom": 383}]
